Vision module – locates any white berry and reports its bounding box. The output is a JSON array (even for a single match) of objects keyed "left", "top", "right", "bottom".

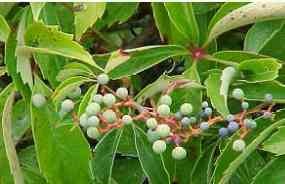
[
  {"left": 32, "top": 93, "right": 46, "bottom": 108},
  {"left": 122, "top": 115, "right": 133, "bottom": 125},
  {"left": 159, "top": 95, "right": 172, "bottom": 106},
  {"left": 156, "top": 124, "right": 170, "bottom": 138},
  {"left": 67, "top": 86, "right": 81, "bottom": 99},
  {"left": 102, "top": 109, "right": 117, "bottom": 123},
  {"left": 79, "top": 113, "right": 88, "bottom": 128},
  {"left": 232, "top": 139, "right": 246, "bottom": 152},
  {"left": 146, "top": 118, "right": 158, "bottom": 129},
  {"left": 116, "top": 87, "right": 128, "bottom": 99},
  {"left": 152, "top": 140, "right": 167, "bottom": 154},
  {"left": 86, "top": 103, "right": 101, "bottom": 116},
  {"left": 61, "top": 99, "right": 75, "bottom": 113},
  {"left": 87, "top": 127, "right": 101, "bottom": 139},
  {"left": 180, "top": 103, "right": 193, "bottom": 115},
  {"left": 157, "top": 104, "right": 171, "bottom": 116},
  {"left": 103, "top": 93, "right": 116, "bottom": 107},
  {"left": 87, "top": 116, "right": 100, "bottom": 127},
  {"left": 97, "top": 73, "right": 109, "bottom": 85},
  {"left": 93, "top": 94, "right": 103, "bottom": 104},
  {"left": 172, "top": 146, "right": 187, "bottom": 160}
]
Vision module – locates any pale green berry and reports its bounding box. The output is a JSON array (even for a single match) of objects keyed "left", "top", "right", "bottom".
[
  {"left": 152, "top": 140, "right": 167, "bottom": 154},
  {"left": 102, "top": 109, "right": 117, "bottom": 123},
  {"left": 122, "top": 115, "right": 132, "bottom": 125},
  {"left": 32, "top": 93, "right": 46, "bottom": 108},
  {"left": 103, "top": 93, "right": 116, "bottom": 107},
  {"left": 87, "top": 116, "right": 100, "bottom": 127},
  {"left": 87, "top": 127, "right": 101, "bottom": 139},
  {"left": 181, "top": 117, "right": 191, "bottom": 126},
  {"left": 93, "top": 94, "right": 103, "bottom": 104},
  {"left": 156, "top": 124, "right": 170, "bottom": 138},
  {"left": 180, "top": 103, "right": 193, "bottom": 115},
  {"left": 232, "top": 88, "right": 244, "bottom": 100},
  {"left": 159, "top": 95, "right": 172, "bottom": 106},
  {"left": 200, "top": 122, "right": 209, "bottom": 131},
  {"left": 67, "top": 86, "right": 81, "bottom": 99},
  {"left": 202, "top": 101, "right": 209, "bottom": 108},
  {"left": 116, "top": 87, "right": 128, "bottom": 99},
  {"left": 147, "top": 129, "right": 160, "bottom": 142},
  {"left": 232, "top": 139, "right": 246, "bottom": 152},
  {"left": 79, "top": 113, "right": 88, "bottom": 127},
  {"left": 157, "top": 104, "right": 170, "bottom": 116},
  {"left": 172, "top": 146, "right": 187, "bottom": 160},
  {"left": 97, "top": 73, "right": 109, "bottom": 85},
  {"left": 241, "top": 101, "right": 249, "bottom": 110},
  {"left": 61, "top": 99, "right": 75, "bottom": 113},
  {"left": 146, "top": 118, "right": 158, "bottom": 129},
  {"left": 86, "top": 103, "right": 101, "bottom": 116},
  {"left": 264, "top": 93, "right": 273, "bottom": 103},
  {"left": 244, "top": 119, "right": 257, "bottom": 129}
]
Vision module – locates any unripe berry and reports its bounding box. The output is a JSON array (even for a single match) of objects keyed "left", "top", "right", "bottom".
[
  {"left": 175, "top": 112, "right": 183, "bottom": 120},
  {"left": 180, "top": 103, "right": 193, "bottom": 115},
  {"left": 200, "top": 122, "right": 209, "bottom": 131},
  {"left": 232, "top": 88, "right": 244, "bottom": 100},
  {"left": 263, "top": 111, "right": 272, "bottom": 119},
  {"left": 189, "top": 117, "right": 197, "bottom": 124},
  {"left": 157, "top": 104, "right": 171, "bottom": 116},
  {"left": 87, "top": 116, "right": 100, "bottom": 127},
  {"left": 97, "top": 73, "right": 109, "bottom": 85},
  {"left": 159, "top": 95, "right": 172, "bottom": 106},
  {"left": 67, "top": 86, "right": 81, "bottom": 99},
  {"left": 103, "top": 93, "right": 116, "bottom": 107},
  {"left": 86, "top": 127, "right": 101, "bottom": 139},
  {"left": 146, "top": 118, "right": 158, "bottom": 129},
  {"left": 219, "top": 127, "right": 229, "bottom": 138},
  {"left": 93, "top": 94, "right": 103, "bottom": 104},
  {"left": 264, "top": 93, "right": 273, "bottom": 103},
  {"left": 232, "top": 139, "right": 246, "bottom": 152},
  {"left": 116, "top": 87, "right": 128, "bottom": 99},
  {"left": 204, "top": 107, "right": 213, "bottom": 116},
  {"left": 202, "top": 101, "right": 209, "bottom": 108},
  {"left": 172, "top": 146, "right": 187, "bottom": 160},
  {"left": 61, "top": 99, "right": 75, "bottom": 113},
  {"left": 227, "top": 121, "right": 239, "bottom": 133},
  {"left": 102, "top": 109, "right": 117, "bottom": 123},
  {"left": 122, "top": 115, "right": 132, "bottom": 125},
  {"left": 244, "top": 119, "right": 257, "bottom": 129},
  {"left": 241, "top": 101, "right": 249, "bottom": 110},
  {"left": 79, "top": 113, "right": 88, "bottom": 127},
  {"left": 86, "top": 103, "right": 101, "bottom": 116},
  {"left": 156, "top": 124, "right": 171, "bottom": 138},
  {"left": 226, "top": 114, "right": 235, "bottom": 122},
  {"left": 181, "top": 117, "right": 191, "bottom": 126},
  {"left": 147, "top": 129, "right": 160, "bottom": 142},
  {"left": 152, "top": 140, "right": 167, "bottom": 154},
  {"left": 32, "top": 93, "right": 46, "bottom": 108}
]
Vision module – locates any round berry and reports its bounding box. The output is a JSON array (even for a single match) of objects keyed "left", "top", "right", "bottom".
[
  {"left": 86, "top": 103, "right": 101, "bottom": 116},
  {"left": 204, "top": 107, "right": 213, "bottom": 116},
  {"left": 189, "top": 117, "right": 197, "bottom": 124},
  {"left": 181, "top": 117, "right": 191, "bottom": 127},
  {"left": 159, "top": 95, "right": 172, "bottom": 106},
  {"left": 79, "top": 113, "right": 88, "bottom": 127},
  {"left": 152, "top": 140, "right": 167, "bottom": 154},
  {"left": 102, "top": 109, "right": 117, "bottom": 123},
  {"left": 227, "top": 121, "right": 239, "bottom": 133},
  {"left": 200, "top": 122, "right": 209, "bottom": 131},
  {"left": 146, "top": 118, "right": 158, "bottom": 129},
  {"left": 156, "top": 124, "right": 171, "bottom": 138},
  {"left": 172, "top": 146, "right": 187, "bottom": 160},
  {"left": 175, "top": 112, "right": 183, "bottom": 120},
  {"left": 86, "top": 127, "right": 101, "bottom": 139},
  {"left": 180, "top": 103, "right": 193, "bottom": 115},
  {"left": 147, "top": 129, "right": 160, "bottom": 142},
  {"left": 202, "top": 101, "right": 209, "bottom": 108},
  {"left": 226, "top": 114, "right": 235, "bottom": 122},
  {"left": 232, "top": 139, "right": 246, "bottom": 152},
  {"left": 244, "top": 119, "right": 257, "bottom": 129},
  {"left": 67, "top": 86, "right": 81, "bottom": 99},
  {"left": 103, "top": 93, "right": 116, "bottom": 107},
  {"left": 264, "top": 93, "right": 273, "bottom": 103},
  {"left": 122, "top": 115, "right": 132, "bottom": 125},
  {"left": 116, "top": 87, "right": 128, "bottom": 99},
  {"left": 241, "top": 101, "right": 249, "bottom": 110},
  {"left": 61, "top": 99, "right": 75, "bottom": 113},
  {"left": 32, "top": 93, "right": 46, "bottom": 108},
  {"left": 93, "top": 94, "right": 103, "bottom": 104},
  {"left": 232, "top": 88, "right": 244, "bottom": 100},
  {"left": 87, "top": 116, "right": 100, "bottom": 127},
  {"left": 263, "top": 111, "right": 272, "bottom": 119},
  {"left": 219, "top": 127, "right": 229, "bottom": 138},
  {"left": 97, "top": 73, "right": 109, "bottom": 85},
  {"left": 157, "top": 104, "right": 171, "bottom": 116}
]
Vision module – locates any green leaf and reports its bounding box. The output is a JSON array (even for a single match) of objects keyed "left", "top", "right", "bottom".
[
  {"left": 206, "top": 2, "right": 285, "bottom": 46},
  {"left": 0, "top": 14, "right": 10, "bottom": 42},
  {"left": 238, "top": 58, "right": 281, "bottom": 82},
  {"left": 56, "top": 62, "right": 94, "bottom": 81},
  {"left": 2, "top": 91, "right": 25, "bottom": 184},
  {"left": 31, "top": 100, "right": 91, "bottom": 184},
  {"left": 19, "top": 22, "right": 102, "bottom": 70},
  {"left": 164, "top": 3, "right": 199, "bottom": 45},
  {"left": 30, "top": 2, "right": 46, "bottom": 21},
  {"left": 0, "top": 3, "right": 16, "bottom": 17},
  {"left": 0, "top": 66, "right": 6, "bottom": 77},
  {"left": 205, "top": 71, "right": 229, "bottom": 117},
  {"left": 251, "top": 156, "right": 285, "bottom": 184},
  {"left": 106, "top": 45, "right": 189, "bottom": 79},
  {"left": 92, "top": 128, "right": 123, "bottom": 184},
  {"left": 232, "top": 81, "right": 285, "bottom": 103},
  {"left": 220, "top": 66, "right": 237, "bottom": 104},
  {"left": 133, "top": 126, "right": 170, "bottom": 184},
  {"left": 78, "top": 84, "right": 98, "bottom": 116},
  {"left": 117, "top": 125, "right": 137, "bottom": 156},
  {"left": 262, "top": 126, "right": 285, "bottom": 155},
  {"left": 74, "top": 2, "right": 106, "bottom": 41}
]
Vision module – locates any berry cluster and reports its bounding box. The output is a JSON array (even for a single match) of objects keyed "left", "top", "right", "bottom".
[{"left": 31, "top": 73, "right": 275, "bottom": 158}]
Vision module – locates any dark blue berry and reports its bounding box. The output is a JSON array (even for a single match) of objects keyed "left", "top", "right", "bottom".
[{"left": 227, "top": 121, "right": 239, "bottom": 133}]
